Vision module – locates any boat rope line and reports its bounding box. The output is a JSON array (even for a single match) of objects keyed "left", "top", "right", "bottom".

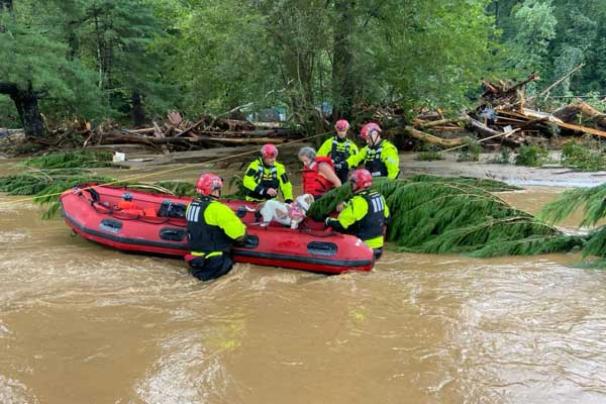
[{"left": 0, "top": 130, "right": 332, "bottom": 207}]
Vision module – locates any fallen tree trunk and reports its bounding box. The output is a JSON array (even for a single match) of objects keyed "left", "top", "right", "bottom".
[
  {"left": 103, "top": 132, "right": 286, "bottom": 146},
  {"left": 553, "top": 102, "right": 606, "bottom": 129},
  {"left": 123, "top": 127, "right": 155, "bottom": 135},
  {"left": 121, "top": 127, "right": 296, "bottom": 138},
  {"left": 467, "top": 118, "right": 502, "bottom": 137},
  {"left": 554, "top": 121, "right": 606, "bottom": 139},
  {"left": 466, "top": 117, "right": 523, "bottom": 147},
  {"left": 189, "top": 136, "right": 286, "bottom": 145},
  {"left": 418, "top": 116, "right": 470, "bottom": 129},
  {"left": 402, "top": 126, "right": 466, "bottom": 147},
  {"left": 522, "top": 108, "right": 606, "bottom": 138},
  {"left": 195, "top": 129, "right": 297, "bottom": 137}
]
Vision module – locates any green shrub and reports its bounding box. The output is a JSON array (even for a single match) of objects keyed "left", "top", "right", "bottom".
[
  {"left": 457, "top": 140, "right": 481, "bottom": 162},
  {"left": 515, "top": 145, "right": 548, "bottom": 167},
  {"left": 561, "top": 141, "right": 606, "bottom": 171},
  {"left": 490, "top": 147, "right": 512, "bottom": 164},
  {"left": 415, "top": 150, "right": 444, "bottom": 161}
]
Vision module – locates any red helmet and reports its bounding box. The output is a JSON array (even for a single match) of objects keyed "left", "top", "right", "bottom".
[
  {"left": 360, "top": 122, "right": 382, "bottom": 141},
  {"left": 335, "top": 119, "right": 350, "bottom": 131},
  {"left": 196, "top": 173, "right": 223, "bottom": 196},
  {"left": 350, "top": 169, "right": 373, "bottom": 192},
  {"left": 261, "top": 143, "right": 278, "bottom": 159}
]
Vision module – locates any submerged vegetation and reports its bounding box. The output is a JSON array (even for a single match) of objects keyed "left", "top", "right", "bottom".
[
  {"left": 153, "top": 181, "right": 196, "bottom": 197},
  {"left": 309, "top": 175, "right": 584, "bottom": 258},
  {"left": 0, "top": 170, "right": 112, "bottom": 197},
  {"left": 0, "top": 170, "right": 114, "bottom": 218},
  {"left": 24, "top": 151, "right": 114, "bottom": 169},
  {"left": 540, "top": 183, "right": 606, "bottom": 264}
]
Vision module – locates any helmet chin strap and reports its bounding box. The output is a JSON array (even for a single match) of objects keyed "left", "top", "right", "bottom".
[{"left": 369, "top": 131, "right": 380, "bottom": 147}]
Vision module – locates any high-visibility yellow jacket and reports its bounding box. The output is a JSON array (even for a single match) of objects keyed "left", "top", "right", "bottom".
[
  {"left": 326, "top": 190, "right": 390, "bottom": 249},
  {"left": 186, "top": 197, "right": 246, "bottom": 258},
  {"left": 346, "top": 139, "right": 400, "bottom": 179},
  {"left": 317, "top": 136, "right": 359, "bottom": 165},
  {"left": 242, "top": 158, "right": 293, "bottom": 201}
]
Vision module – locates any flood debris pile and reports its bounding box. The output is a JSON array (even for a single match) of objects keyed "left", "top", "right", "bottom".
[
  {"left": 309, "top": 176, "right": 584, "bottom": 257},
  {"left": 33, "top": 112, "right": 301, "bottom": 154},
  {"left": 372, "top": 71, "right": 606, "bottom": 153}
]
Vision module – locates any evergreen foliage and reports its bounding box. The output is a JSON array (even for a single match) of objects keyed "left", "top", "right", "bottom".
[
  {"left": 24, "top": 151, "right": 113, "bottom": 169},
  {"left": 540, "top": 182, "right": 606, "bottom": 262},
  {"left": 153, "top": 181, "right": 196, "bottom": 197},
  {"left": 308, "top": 176, "right": 576, "bottom": 257},
  {"left": 0, "top": 170, "right": 113, "bottom": 218},
  {"left": 540, "top": 183, "right": 606, "bottom": 227}
]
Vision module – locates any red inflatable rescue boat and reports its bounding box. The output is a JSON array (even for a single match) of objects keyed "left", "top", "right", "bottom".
[{"left": 59, "top": 184, "right": 375, "bottom": 274}]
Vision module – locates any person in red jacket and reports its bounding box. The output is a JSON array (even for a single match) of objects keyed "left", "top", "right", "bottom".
[{"left": 298, "top": 146, "right": 342, "bottom": 199}]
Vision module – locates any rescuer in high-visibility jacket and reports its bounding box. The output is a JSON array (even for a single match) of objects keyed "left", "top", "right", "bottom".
[
  {"left": 242, "top": 143, "right": 293, "bottom": 203},
  {"left": 346, "top": 122, "right": 400, "bottom": 180},
  {"left": 317, "top": 119, "right": 359, "bottom": 183},
  {"left": 325, "top": 169, "right": 390, "bottom": 259},
  {"left": 185, "top": 173, "right": 246, "bottom": 281}
]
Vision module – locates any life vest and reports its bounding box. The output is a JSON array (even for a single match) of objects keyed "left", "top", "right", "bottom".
[
  {"left": 364, "top": 141, "right": 388, "bottom": 177},
  {"left": 302, "top": 156, "right": 335, "bottom": 197},
  {"left": 349, "top": 191, "right": 386, "bottom": 240},
  {"left": 186, "top": 197, "right": 233, "bottom": 254},
  {"left": 115, "top": 200, "right": 145, "bottom": 216},
  {"left": 247, "top": 159, "right": 280, "bottom": 200},
  {"left": 117, "top": 200, "right": 137, "bottom": 210}
]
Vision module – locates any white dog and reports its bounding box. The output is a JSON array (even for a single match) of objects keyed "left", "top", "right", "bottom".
[{"left": 258, "top": 194, "right": 314, "bottom": 229}]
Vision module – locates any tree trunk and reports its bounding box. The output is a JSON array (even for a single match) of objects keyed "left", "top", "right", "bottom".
[
  {"left": 332, "top": 0, "right": 355, "bottom": 120},
  {"left": 131, "top": 90, "right": 146, "bottom": 127},
  {"left": 403, "top": 126, "right": 466, "bottom": 147},
  {"left": 0, "top": 0, "right": 12, "bottom": 11},
  {"left": 67, "top": 29, "right": 79, "bottom": 60},
  {"left": 0, "top": 0, "right": 12, "bottom": 32},
  {"left": 0, "top": 82, "right": 46, "bottom": 138},
  {"left": 553, "top": 102, "right": 606, "bottom": 130}
]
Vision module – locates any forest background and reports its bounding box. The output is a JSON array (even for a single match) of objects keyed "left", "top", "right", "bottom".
[{"left": 1, "top": 0, "right": 605, "bottom": 138}]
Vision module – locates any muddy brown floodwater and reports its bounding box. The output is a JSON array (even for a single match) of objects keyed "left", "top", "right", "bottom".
[{"left": 1, "top": 158, "right": 606, "bottom": 403}]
